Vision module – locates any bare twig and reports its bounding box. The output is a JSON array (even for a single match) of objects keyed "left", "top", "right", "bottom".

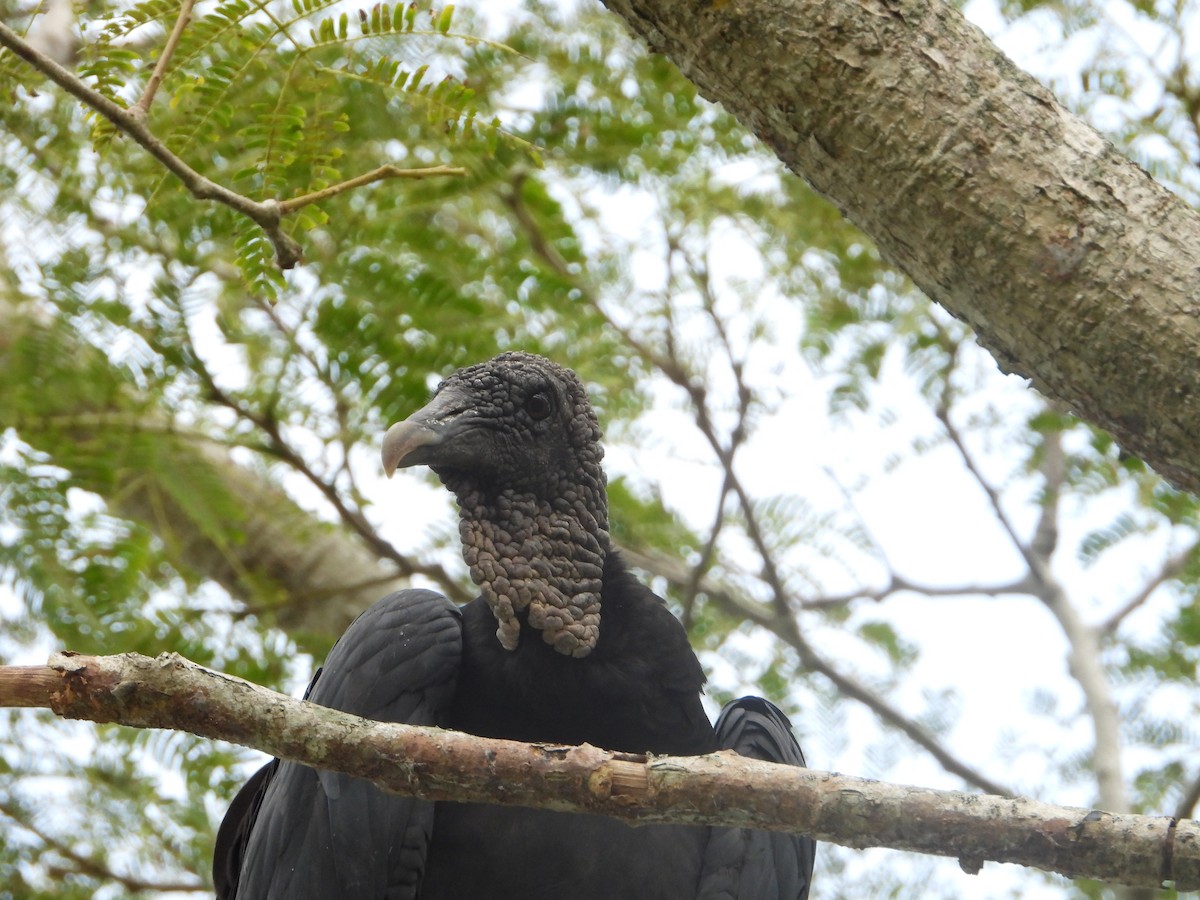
[
  {"left": 681, "top": 469, "right": 732, "bottom": 630},
  {"left": 799, "top": 573, "right": 1039, "bottom": 610},
  {"left": 132, "top": 0, "right": 196, "bottom": 118},
  {"left": 936, "top": 404, "right": 1034, "bottom": 566},
  {"left": 0, "top": 800, "right": 207, "bottom": 893},
  {"left": 618, "top": 326, "right": 1013, "bottom": 794},
  {"left": 1101, "top": 542, "right": 1196, "bottom": 636},
  {"left": 2, "top": 651, "right": 1195, "bottom": 891},
  {"left": 622, "top": 546, "right": 1015, "bottom": 798},
  {"left": 278, "top": 164, "right": 468, "bottom": 213},
  {"left": 0, "top": 21, "right": 302, "bottom": 267}
]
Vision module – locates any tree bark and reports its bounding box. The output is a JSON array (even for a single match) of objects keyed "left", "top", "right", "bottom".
[
  {"left": 1, "top": 652, "right": 1197, "bottom": 892},
  {"left": 599, "top": 0, "right": 1200, "bottom": 493}
]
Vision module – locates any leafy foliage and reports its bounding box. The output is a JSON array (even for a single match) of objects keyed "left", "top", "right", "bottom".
[{"left": 1, "top": 0, "right": 1199, "bottom": 896}]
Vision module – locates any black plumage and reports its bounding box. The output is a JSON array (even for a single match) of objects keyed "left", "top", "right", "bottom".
[{"left": 214, "top": 352, "right": 816, "bottom": 899}]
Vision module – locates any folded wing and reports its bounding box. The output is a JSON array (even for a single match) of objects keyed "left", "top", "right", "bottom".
[{"left": 213, "top": 589, "right": 461, "bottom": 900}]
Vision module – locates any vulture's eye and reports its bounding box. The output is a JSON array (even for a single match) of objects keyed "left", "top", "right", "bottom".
[{"left": 525, "top": 392, "right": 551, "bottom": 420}]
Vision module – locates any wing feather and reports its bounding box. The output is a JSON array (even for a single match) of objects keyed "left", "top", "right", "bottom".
[
  {"left": 697, "top": 697, "right": 816, "bottom": 900},
  {"left": 214, "top": 589, "right": 462, "bottom": 900}
]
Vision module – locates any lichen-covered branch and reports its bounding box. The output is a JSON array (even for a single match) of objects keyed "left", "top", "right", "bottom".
[{"left": 1, "top": 652, "right": 1195, "bottom": 891}]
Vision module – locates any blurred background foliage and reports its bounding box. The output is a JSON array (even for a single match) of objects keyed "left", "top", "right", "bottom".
[{"left": 1, "top": 0, "right": 1199, "bottom": 895}]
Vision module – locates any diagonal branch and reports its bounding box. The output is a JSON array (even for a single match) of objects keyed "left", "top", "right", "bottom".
[
  {"left": 0, "top": 799, "right": 207, "bottom": 893},
  {"left": 0, "top": 21, "right": 302, "bottom": 267},
  {"left": 182, "top": 348, "right": 469, "bottom": 605},
  {"left": 680, "top": 469, "right": 732, "bottom": 630},
  {"left": 132, "top": 0, "right": 196, "bottom": 118},
  {"left": 597, "top": 0, "right": 1200, "bottom": 496},
  {"left": 1101, "top": 542, "right": 1197, "bottom": 636},
  {"left": 0, "top": 652, "right": 1195, "bottom": 891},
  {"left": 622, "top": 546, "right": 1014, "bottom": 798},
  {"left": 0, "top": 24, "right": 466, "bottom": 267},
  {"left": 937, "top": 403, "right": 1034, "bottom": 569},
  {"left": 278, "top": 164, "right": 468, "bottom": 213}
]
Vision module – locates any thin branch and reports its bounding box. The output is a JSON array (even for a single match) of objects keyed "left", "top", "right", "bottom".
[
  {"left": 622, "top": 546, "right": 1015, "bottom": 798},
  {"left": 192, "top": 365, "right": 470, "bottom": 603},
  {"left": 132, "top": 0, "right": 196, "bottom": 118},
  {"left": 0, "top": 24, "right": 462, "bottom": 268},
  {"left": 0, "top": 800, "right": 207, "bottom": 893},
  {"left": 943, "top": 406, "right": 1131, "bottom": 813},
  {"left": 278, "top": 164, "right": 468, "bottom": 213},
  {"left": 1101, "top": 542, "right": 1196, "bottom": 636},
  {"left": 799, "top": 573, "right": 1040, "bottom": 610},
  {"left": 681, "top": 470, "right": 732, "bottom": 630},
  {"left": 628, "top": 329, "right": 1012, "bottom": 794},
  {"left": 0, "top": 21, "right": 302, "bottom": 267},
  {"left": 674, "top": 247, "right": 753, "bottom": 630},
  {"left": 2, "top": 651, "right": 1195, "bottom": 891},
  {"left": 936, "top": 403, "right": 1035, "bottom": 568}
]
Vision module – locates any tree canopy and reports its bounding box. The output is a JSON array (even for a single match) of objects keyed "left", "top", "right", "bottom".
[{"left": 1, "top": 0, "right": 1199, "bottom": 896}]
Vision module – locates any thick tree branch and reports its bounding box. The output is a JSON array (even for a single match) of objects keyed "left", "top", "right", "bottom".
[
  {"left": 598, "top": 0, "right": 1200, "bottom": 494},
  {"left": 0, "top": 652, "right": 1195, "bottom": 891}
]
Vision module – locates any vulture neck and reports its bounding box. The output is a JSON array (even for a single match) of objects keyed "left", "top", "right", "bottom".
[{"left": 448, "top": 475, "right": 610, "bottom": 659}]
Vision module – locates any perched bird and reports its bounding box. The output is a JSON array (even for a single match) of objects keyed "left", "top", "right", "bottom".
[{"left": 214, "top": 352, "right": 816, "bottom": 899}]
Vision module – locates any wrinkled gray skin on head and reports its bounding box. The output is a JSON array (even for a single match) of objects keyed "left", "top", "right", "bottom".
[{"left": 382, "top": 352, "right": 609, "bottom": 657}]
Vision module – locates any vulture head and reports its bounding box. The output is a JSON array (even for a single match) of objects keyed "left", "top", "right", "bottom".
[{"left": 382, "top": 352, "right": 610, "bottom": 657}]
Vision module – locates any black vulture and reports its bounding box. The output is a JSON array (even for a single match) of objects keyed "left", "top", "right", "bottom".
[{"left": 214, "top": 352, "right": 816, "bottom": 899}]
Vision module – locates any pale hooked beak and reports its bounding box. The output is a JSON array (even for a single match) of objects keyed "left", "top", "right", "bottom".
[
  {"left": 381, "top": 419, "right": 444, "bottom": 477},
  {"left": 380, "top": 384, "right": 474, "bottom": 477}
]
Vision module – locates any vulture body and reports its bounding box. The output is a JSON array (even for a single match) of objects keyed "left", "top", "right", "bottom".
[{"left": 214, "top": 352, "right": 816, "bottom": 899}]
